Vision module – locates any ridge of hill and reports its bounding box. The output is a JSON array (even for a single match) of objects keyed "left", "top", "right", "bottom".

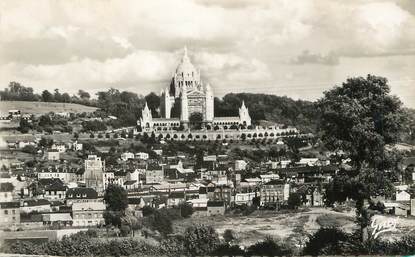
[{"left": 0, "top": 101, "right": 98, "bottom": 115}]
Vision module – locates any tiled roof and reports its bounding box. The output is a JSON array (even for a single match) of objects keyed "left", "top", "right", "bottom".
[{"left": 66, "top": 187, "right": 98, "bottom": 199}]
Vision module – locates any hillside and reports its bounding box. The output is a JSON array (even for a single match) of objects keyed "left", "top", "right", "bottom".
[
  {"left": 0, "top": 101, "right": 98, "bottom": 115},
  {"left": 214, "top": 93, "right": 320, "bottom": 133}
]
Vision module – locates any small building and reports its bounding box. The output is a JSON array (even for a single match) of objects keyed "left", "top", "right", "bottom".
[
  {"left": 411, "top": 199, "right": 415, "bottom": 216},
  {"left": 235, "top": 160, "right": 248, "bottom": 171},
  {"left": 0, "top": 182, "right": 14, "bottom": 202},
  {"left": 47, "top": 150, "right": 60, "bottom": 161},
  {"left": 207, "top": 200, "right": 225, "bottom": 216},
  {"left": 72, "top": 141, "right": 83, "bottom": 151},
  {"left": 20, "top": 199, "right": 51, "bottom": 213},
  {"left": 135, "top": 152, "right": 149, "bottom": 160},
  {"left": 121, "top": 152, "right": 135, "bottom": 161},
  {"left": 167, "top": 191, "right": 186, "bottom": 207},
  {"left": 396, "top": 190, "right": 411, "bottom": 202},
  {"left": 145, "top": 165, "right": 164, "bottom": 184},
  {"left": 51, "top": 143, "right": 66, "bottom": 153},
  {"left": 234, "top": 192, "right": 257, "bottom": 206},
  {"left": 0, "top": 201, "right": 20, "bottom": 229},
  {"left": 66, "top": 187, "right": 99, "bottom": 205},
  {"left": 42, "top": 213, "right": 73, "bottom": 228}
]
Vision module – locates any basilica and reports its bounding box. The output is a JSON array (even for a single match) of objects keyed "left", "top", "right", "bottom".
[{"left": 138, "top": 47, "right": 251, "bottom": 132}]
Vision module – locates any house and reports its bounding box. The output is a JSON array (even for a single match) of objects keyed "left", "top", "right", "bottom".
[
  {"left": 0, "top": 201, "right": 20, "bottom": 229},
  {"left": 234, "top": 192, "right": 257, "bottom": 206},
  {"left": 235, "top": 160, "right": 248, "bottom": 171},
  {"left": 167, "top": 191, "right": 186, "bottom": 207},
  {"left": 47, "top": 150, "right": 60, "bottom": 161},
  {"left": 42, "top": 213, "right": 73, "bottom": 228},
  {"left": 411, "top": 199, "right": 415, "bottom": 216},
  {"left": 66, "top": 187, "right": 99, "bottom": 205},
  {"left": 51, "top": 143, "right": 66, "bottom": 153},
  {"left": 260, "top": 180, "right": 290, "bottom": 209},
  {"left": 37, "top": 168, "right": 78, "bottom": 183},
  {"left": 153, "top": 149, "right": 163, "bottom": 156},
  {"left": 72, "top": 141, "right": 83, "bottom": 151},
  {"left": 0, "top": 182, "right": 14, "bottom": 202},
  {"left": 207, "top": 200, "right": 226, "bottom": 216},
  {"left": 145, "top": 165, "right": 164, "bottom": 184},
  {"left": 20, "top": 199, "right": 51, "bottom": 213},
  {"left": 135, "top": 152, "right": 149, "bottom": 160},
  {"left": 124, "top": 180, "right": 139, "bottom": 190},
  {"left": 260, "top": 174, "right": 280, "bottom": 184},
  {"left": 38, "top": 178, "right": 67, "bottom": 201},
  {"left": 17, "top": 140, "right": 36, "bottom": 149},
  {"left": 121, "top": 152, "right": 135, "bottom": 161},
  {"left": 396, "top": 190, "right": 411, "bottom": 202},
  {"left": 72, "top": 202, "right": 106, "bottom": 227}
]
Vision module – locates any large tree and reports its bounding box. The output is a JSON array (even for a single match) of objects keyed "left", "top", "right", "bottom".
[
  {"left": 103, "top": 184, "right": 128, "bottom": 212},
  {"left": 318, "top": 75, "right": 406, "bottom": 238}
]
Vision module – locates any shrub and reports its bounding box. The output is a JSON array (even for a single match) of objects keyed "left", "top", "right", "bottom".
[
  {"left": 183, "top": 224, "right": 220, "bottom": 256},
  {"left": 246, "top": 236, "right": 291, "bottom": 257}
]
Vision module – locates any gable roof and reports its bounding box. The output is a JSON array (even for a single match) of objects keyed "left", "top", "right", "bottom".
[{"left": 66, "top": 187, "right": 98, "bottom": 199}]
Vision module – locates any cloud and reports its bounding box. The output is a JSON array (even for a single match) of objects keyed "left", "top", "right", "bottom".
[
  {"left": 292, "top": 50, "right": 339, "bottom": 65},
  {"left": 0, "top": 0, "right": 414, "bottom": 107}
]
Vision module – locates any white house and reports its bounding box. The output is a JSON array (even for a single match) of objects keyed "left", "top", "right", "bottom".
[
  {"left": 72, "top": 141, "right": 83, "bottom": 151},
  {"left": 235, "top": 160, "right": 248, "bottom": 171},
  {"left": 135, "top": 152, "right": 149, "bottom": 160},
  {"left": 47, "top": 150, "right": 60, "bottom": 161},
  {"left": 396, "top": 190, "right": 411, "bottom": 202},
  {"left": 51, "top": 143, "right": 66, "bottom": 153},
  {"left": 121, "top": 152, "right": 135, "bottom": 161}
]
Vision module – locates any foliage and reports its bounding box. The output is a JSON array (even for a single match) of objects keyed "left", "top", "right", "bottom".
[
  {"left": 21, "top": 145, "right": 37, "bottom": 154},
  {"left": 81, "top": 120, "right": 107, "bottom": 132},
  {"left": 104, "top": 184, "right": 128, "bottom": 212},
  {"left": 179, "top": 202, "right": 193, "bottom": 218},
  {"left": 0, "top": 82, "right": 39, "bottom": 101},
  {"left": 303, "top": 227, "right": 351, "bottom": 256},
  {"left": 287, "top": 192, "right": 302, "bottom": 209},
  {"left": 318, "top": 75, "right": 405, "bottom": 169},
  {"left": 246, "top": 236, "right": 292, "bottom": 257},
  {"left": 223, "top": 229, "right": 237, "bottom": 243},
  {"left": 183, "top": 224, "right": 220, "bottom": 256}
]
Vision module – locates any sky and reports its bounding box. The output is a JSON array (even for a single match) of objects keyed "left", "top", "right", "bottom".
[{"left": 0, "top": 0, "right": 414, "bottom": 107}]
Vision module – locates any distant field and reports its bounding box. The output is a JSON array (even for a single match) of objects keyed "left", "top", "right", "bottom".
[{"left": 0, "top": 101, "right": 98, "bottom": 115}]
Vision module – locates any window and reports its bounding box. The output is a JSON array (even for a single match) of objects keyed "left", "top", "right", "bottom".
[
  {"left": 4, "top": 210, "right": 8, "bottom": 214},
  {"left": 12, "top": 210, "right": 15, "bottom": 214}
]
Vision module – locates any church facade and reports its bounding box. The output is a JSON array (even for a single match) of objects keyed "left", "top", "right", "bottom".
[{"left": 138, "top": 47, "right": 251, "bottom": 132}]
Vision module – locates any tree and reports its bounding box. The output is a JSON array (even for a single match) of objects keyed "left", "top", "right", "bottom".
[
  {"left": 103, "top": 184, "right": 128, "bottom": 212},
  {"left": 41, "top": 90, "right": 53, "bottom": 102},
  {"left": 303, "top": 227, "right": 350, "bottom": 256},
  {"left": 78, "top": 89, "right": 90, "bottom": 99},
  {"left": 21, "top": 145, "right": 37, "bottom": 154},
  {"left": 179, "top": 202, "right": 193, "bottom": 218},
  {"left": 287, "top": 192, "right": 301, "bottom": 209},
  {"left": 318, "top": 75, "right": 406, "bottom": 237},
  {"left": 18, "top": 119, "right": 31, "bottom": 133},
  {"left": 183, "top": 225, "right": 220, "bottom": 256},
  {"left": 223, "top": 229, "right": 237, "bottom": 244}
]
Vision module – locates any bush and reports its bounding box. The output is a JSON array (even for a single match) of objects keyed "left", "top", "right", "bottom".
[
  {"left": 303, "top": 227, "right": 350, "bottom": 256},
  {"left": 246, "top": 236, "right": 291, "bottom": 257},
  {"left": 183, "top": 224, "right": 220, "bottom": 256}
]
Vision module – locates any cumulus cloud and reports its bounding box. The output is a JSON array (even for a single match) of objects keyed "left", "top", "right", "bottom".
[{"left": 0, "top": 0, "right": 414, "bottom": 107}]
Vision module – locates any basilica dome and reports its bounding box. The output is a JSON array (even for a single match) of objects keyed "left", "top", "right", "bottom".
[{"left": 175, "top": 46, "right": 197, "bottom": 76}]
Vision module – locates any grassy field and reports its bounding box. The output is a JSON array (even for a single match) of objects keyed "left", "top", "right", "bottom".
[
  {"left": 0, "top": 101, "right": 98, "bottom": 115},
  {"left": 173, "top": 207, "right": 415, "bottom": 250}
]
